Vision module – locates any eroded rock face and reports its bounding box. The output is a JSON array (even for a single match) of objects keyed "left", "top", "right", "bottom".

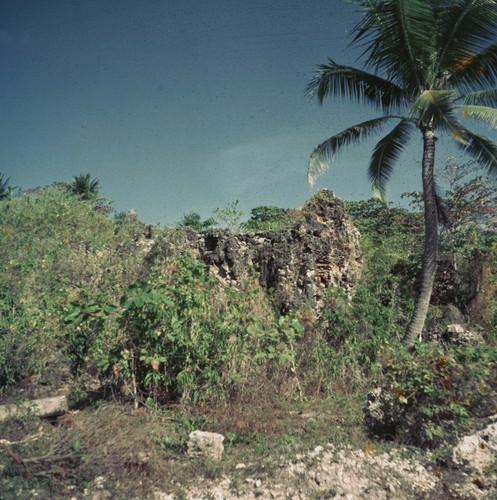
[{"left": 196, "top": 190, "right": 362, "bottom": 313}]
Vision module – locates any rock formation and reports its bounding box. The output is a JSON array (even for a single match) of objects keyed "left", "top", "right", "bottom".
[{"left": 194, "top": 190, "right": 362, "bottom": 313}]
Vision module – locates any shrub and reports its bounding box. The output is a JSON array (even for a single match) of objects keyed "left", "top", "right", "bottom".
[
  {"left": 66, "top": 254, "right": 304, "bottom": 406},
  {"left": 0, "top": 185, "right": 146, "bottom": 393},
  {"left": 366, "top": 339, "right": 497, "bottom": 448},
  {"left": 242, "top": 206, "right": 292, "bottom": 232}
]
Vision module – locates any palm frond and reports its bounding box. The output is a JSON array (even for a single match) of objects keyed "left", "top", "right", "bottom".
[
  {"left": 458, "top": 89, "right": 497, "bottom": 107},
  {"left": 435, "top": 0, "right": 497, "bottom": 78},
  {"left": 368, "top": 119, "right": 414, "bottom": 200},
  {"left": 409, "top": 89, "right": 457, "bottom": 127},
  {"left": 306, "top": 60, "right": 408, "bottom": 111},
  {"left": 459, "top": 105, "right": 497, "bottom": 128},
  {"left": 307, "top": 116, "right": 401, "bottom": 187},
  {"left": 455, "top": 129, "right": 497, "bottom": 176},
  {"left": 449, "top": 41, "right": 497, "bottom": 92},
  {"left": 352, "top": 0, "right": 435, "bottom": 90},
  {"left": 0, "top": 173, "right": 11, "bottom": 201}
]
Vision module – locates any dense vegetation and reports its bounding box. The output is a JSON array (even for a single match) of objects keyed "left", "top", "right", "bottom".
[{"left": 0, "top": 172, "right": 496, "bottom": 496}]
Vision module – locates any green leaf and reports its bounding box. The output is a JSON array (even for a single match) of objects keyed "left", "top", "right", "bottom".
[
  {"left": 306, "top": 60, "right": 408, "bottom": 110},
  {"left": 96, "top": 357, "right": 109, "bottom": 372},
  {"left": 409, "top": 89, "right": 457, "bottom": 127},
  {"left": 71, "top": 439, "right": 81, "bottom": 452},
  {"left": 307, "top": 117, "right": 400, "bottom": 187},
  {"left": 352, "top": 0, "right": 436, "bottom": 91},
  {"left": 368, "top": 119, "right": 414, "bottom": 200},
  {"left": 459, "top": 104, "right": 497, "bottom": 128},
  {"left": 63, "top": 307, "right": 82, "bottom": 323},
  {"left": 455, "top": 130, "right": 497, "bottom": 175}
]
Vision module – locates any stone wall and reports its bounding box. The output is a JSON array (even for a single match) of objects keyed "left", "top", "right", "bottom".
[{"left": 193, "top": 190, "right": 362, "bottom": 313}]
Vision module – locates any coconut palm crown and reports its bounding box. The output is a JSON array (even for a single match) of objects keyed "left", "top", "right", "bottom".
[
  {"left": 70, "top": 173, "right": 101, "bottom": 201},
  {"left": 0, "top": 173, "right": 12, "bottom": 201},
  {"left": 307, "top": 0, "right": 497, "bottom": 346}
]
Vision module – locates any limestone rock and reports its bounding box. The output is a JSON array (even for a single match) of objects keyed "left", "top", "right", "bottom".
[
  {"left": 363, "top": 387, "right": 401, "bottom": 438},
  {"left": 445, "top": 323, "right": 484, "bottom": 346},
  {"left": 448, "top": 416, "right": 497, "bottom": 473},
  {"left": 0, "top": 395, "right": 68, "bottom": 422},
  {"left": 187, "top": 430, "right": 225, "bottom": 461},
  {"left": 196, "top": 190, "right": 362, "bottom": 313}
]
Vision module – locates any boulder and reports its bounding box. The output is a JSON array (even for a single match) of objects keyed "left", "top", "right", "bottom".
[
  {"left": 444, "top": 323, "right": 484, "bottom": 346},
  {"left": 0, "top": 395, "right": 68, "bottom": 422},
  {"left": 448, "top": 416, "right": 497, "bottom": 473},
  {"left": 187, "top": 430, "right": 225, "bottom": 461}
]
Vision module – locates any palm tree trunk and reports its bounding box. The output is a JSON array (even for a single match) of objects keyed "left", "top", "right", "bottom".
[{"left": 404, "top": 126, "right": 439, "bottom": 347}]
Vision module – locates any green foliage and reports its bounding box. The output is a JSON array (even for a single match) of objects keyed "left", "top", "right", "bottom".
[
  {"left": 346, "top": 199, "right": 422, "bottom": 244},
  {"left": 65, "top": 254, "right": 303, "bottom": 405},
  {"left": 375, "top": 339, "right": 497, "bottom": 448},
  {"left": 179, "top": 212, "right": 216, "bottom": 231},
  {"left": 294, "top": 201, "right": 425, "bottom": 393},
  {"left": 212, "top": 200, "right": 244, "bottom": 232},
  {"left": 241, "top": 206, "right": 292, "bottom": 232},
  {"left": 346, "top": 198, "right": 422, "bottom": 316},
  {"left": 0, "top": 185, "right": 146, "bottom": 393}
]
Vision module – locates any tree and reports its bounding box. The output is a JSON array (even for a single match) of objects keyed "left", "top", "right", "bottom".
[
  {"left": 179, "top": 212, "right": 216, "bottom": 231},
  {"left": 307, "top": 0, "right": 497, "bottom": 346},
  {"left": 70, "top": 173, "right": 100, "bottom": 200},
  {"left": 212, "top": 200, "right": 244, "bottom": 232},
  {"left": 0, "top": 173, "right": 14, "bottom": 201},
  {"left": 439, "top": 159, "right": 497, "bottom": 232},
  {"left": 242, "top": 205, "right": 292, "bottom": 232},
  {"left": 404, "top": 158, "right": 497, "bottom": 232}
]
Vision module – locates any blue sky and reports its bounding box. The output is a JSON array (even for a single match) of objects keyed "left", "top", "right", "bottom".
[{"left": 1, "top": 0, "right": 493, "bottom": 224}]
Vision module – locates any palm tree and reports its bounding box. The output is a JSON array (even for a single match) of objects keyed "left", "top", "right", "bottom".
[
  {"left": 307, "top": 0, "right": 497, "bottom": 346},
  {"left": 0, "top": 173, "right": 13, "bottom": 201},
  {"left": 70, "top": 173, "right": 100, "bottom": 201}
]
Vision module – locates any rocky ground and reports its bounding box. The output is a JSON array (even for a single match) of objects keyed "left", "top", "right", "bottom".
[
  {"left": 150, "top": 444, "right": 495, "bottom": 499},
  {"left": 75, "top": 418, "right": 497, "bottom": 500},
  {"left": 2, "top": 400, "right": 496, "bottom": 499}
]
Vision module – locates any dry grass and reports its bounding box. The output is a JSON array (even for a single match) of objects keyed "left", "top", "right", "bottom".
[{"left": 0, "top": 393, "right": 369, "bottom": 498}]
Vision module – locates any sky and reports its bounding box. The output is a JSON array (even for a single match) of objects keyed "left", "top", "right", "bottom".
[{"left": 1, "top": 0, "right": 495, "bottom": 225}]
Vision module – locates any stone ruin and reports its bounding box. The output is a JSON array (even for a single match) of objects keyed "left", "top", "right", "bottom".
[{"left": 190, "top": 189, "right": 362, "bottom": 313}]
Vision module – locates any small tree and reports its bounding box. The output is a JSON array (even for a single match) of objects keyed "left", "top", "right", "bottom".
[
  {"left": 242, "top": 206, "right": 292, "bottom": 232},
  {"left": 70, "top": 173, "right": 100, "bottom": 200},
  {"left": 440, "top": 159, "right": 497, "bottom": 232},
  {"left": 179, "top": 212, "right": 216, "bottom": 232},
  {"left": 0, "top": 173, "right": 14, "bottom": 201},
  {"left": 212, "top": 200, "right": 244, "bottom": 232}
]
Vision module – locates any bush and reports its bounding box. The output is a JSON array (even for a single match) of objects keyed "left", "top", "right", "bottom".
[
  {"left": 66, "top": 254, "right": 304, "bottom": 406},
  {"left": 242, "top": 206, "right": 292, "bottom": 232},
  {"left": 365, "top": 339, "right": 497, "bottom": 448},
  {"left": 0, "top": 185, "right": 146, "bottom": 393}
]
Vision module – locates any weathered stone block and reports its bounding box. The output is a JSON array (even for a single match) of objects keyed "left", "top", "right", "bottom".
[{"left": 187, "top": 430, "right": 225, "bottom": 461}]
